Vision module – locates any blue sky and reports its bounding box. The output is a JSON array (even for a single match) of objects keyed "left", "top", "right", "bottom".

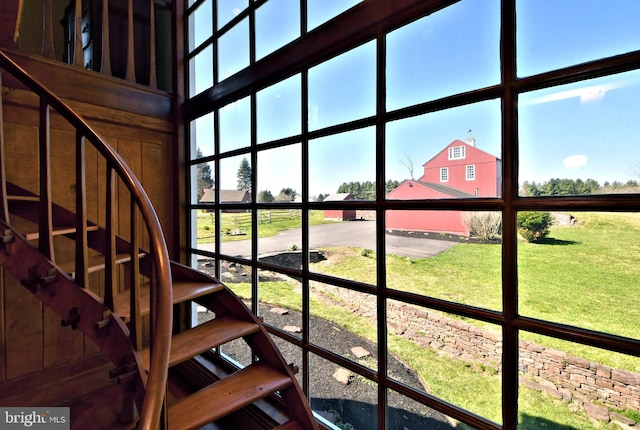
[{"left": 191, "top": 0, "right": 640, "bottom": 199}]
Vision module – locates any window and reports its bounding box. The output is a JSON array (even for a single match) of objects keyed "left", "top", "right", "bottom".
[
  {"left": 440, "top": 167, "right": 449, "bottom": 182},
  {"left": 466, "top": 165, "right": 476, "bottom": 180},
  {"left": 448, "top": 145, "right": 466, "bottom": 160},
  {"left": 185, "top": 1, "right": 640, "bottom": 429}
]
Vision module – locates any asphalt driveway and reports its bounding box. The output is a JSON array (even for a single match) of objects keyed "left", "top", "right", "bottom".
[{"left": 201, "top": 220, "right": 457, "bottom": 259}]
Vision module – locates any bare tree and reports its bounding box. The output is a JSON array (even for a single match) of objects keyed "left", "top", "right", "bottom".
[
  {"left": 400, "top": 153, "right": 415, "bottom": 180},
  {"left": 631, "top": 161, "right": 640, "bottom": 180}
]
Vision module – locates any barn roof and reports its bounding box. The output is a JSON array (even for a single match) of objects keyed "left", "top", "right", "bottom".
[
  {"left": 386, "top": 180, "right": 475, "bottom": 199},
  {"left": 199, "top": 189, "right": 251, "bottom": 203},
  {"left": 413, "top": 181, "right": 475, "bottom": 198},
  {"left": 323, "top": 193, "right": 353, "bottom": 201},
  {"left": 422, "top": 138, "right": 501, "bottom": 167}
]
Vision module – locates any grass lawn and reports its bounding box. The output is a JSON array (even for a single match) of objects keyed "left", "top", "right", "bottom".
[{"left": 196, "top": 209, "right": 327, "bottom": 243}]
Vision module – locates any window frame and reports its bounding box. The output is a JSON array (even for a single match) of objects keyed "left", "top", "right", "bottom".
[
  {"left": 182, "top": 1, "right": 640, "bottom": 429},
  {"left": 466, "top": 164, "right": 476, "bottom": 181},
  {"left": 440, "top": 167, "right": 449, "bottom": 182},
  {"left": 448, "top": 145, "right": 466, "bottom": 160}
]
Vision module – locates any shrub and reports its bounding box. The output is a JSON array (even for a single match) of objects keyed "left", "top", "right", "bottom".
[
  {"left": 517, "top": 211, "right": 551, "bottom": 242},
  {"left": 462, "top": 211, "right": 502, "bottom": 240},
  {"left": 360, "top": 248, "right": 373, "bottom": 257},
  {"left": 288, "top": 242, "right": 298, "bottom": 251}
]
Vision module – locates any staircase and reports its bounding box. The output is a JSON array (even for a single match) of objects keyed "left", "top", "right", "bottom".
[{"left": 0, "top": 49, "right": 317, "bottom": 430}]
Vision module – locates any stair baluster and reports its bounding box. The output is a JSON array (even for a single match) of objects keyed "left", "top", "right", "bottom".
[
  {"left": 75, "top": 132, "right": 89, "bottom": 288},
  {"left": 38, "top": 98, "right": 54, "bottom": 261},
  {"left": 0, "top": 71, "right": 8, "bottom": 222}
]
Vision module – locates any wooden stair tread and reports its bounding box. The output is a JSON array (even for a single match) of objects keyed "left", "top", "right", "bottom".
[
  {"left": 141, "top": 316, "right": 259, "bottom": 368},
  {"left": 24, "top": 225, "right": 100, "bottom": 241},
  {"left": 168, "top": 363, "right": 293, "bottom": 430},
  {"left": 116, "top": 280, "right": 224, "bottom": 319}
]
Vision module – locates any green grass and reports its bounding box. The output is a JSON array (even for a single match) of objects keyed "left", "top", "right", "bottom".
[{"left": 196, "top": 209, "right": 327, "bottom": 243}]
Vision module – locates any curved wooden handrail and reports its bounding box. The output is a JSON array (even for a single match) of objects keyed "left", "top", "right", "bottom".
[{"left": 0, "top": 48, "right": 172, "bottom": 430}]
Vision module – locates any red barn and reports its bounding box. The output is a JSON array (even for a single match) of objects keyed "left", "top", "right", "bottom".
[
  {"left": 386, "top": 137, "right": 501, "bottom": 236},
  {"left": 323, "top": 193, "right": 357, "bottom": 221}
]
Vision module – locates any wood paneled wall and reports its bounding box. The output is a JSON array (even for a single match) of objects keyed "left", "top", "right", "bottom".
[{"left": 0, "top": 51, "right": 176, "bottom": 386}]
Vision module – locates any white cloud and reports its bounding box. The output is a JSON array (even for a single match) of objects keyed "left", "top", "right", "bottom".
[
  {"left": 521, "top": 78, "right": 640, "bottom": 106},
  {"left": 563, "top": 154, "right": 588, "bottom": 170}
]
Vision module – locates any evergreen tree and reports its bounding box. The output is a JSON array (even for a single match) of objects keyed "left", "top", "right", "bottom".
[
  {"left": 195, "top": 147, "right": 214, "bottom": 202},
  {"left": 237, "top": 157, "right": 252, "bottom": 191}
]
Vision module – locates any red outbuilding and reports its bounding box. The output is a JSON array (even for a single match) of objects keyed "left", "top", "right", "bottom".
[
  {"left": 386, "top": 137, "right": 501, "bottom": 236},
  {"left": 323, "top": 193, "right": 357, "bottom": 221}
]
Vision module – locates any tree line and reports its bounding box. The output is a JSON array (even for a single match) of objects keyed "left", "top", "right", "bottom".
[{"left": 521, "top": 178, "right": 639, "bottom": 196}]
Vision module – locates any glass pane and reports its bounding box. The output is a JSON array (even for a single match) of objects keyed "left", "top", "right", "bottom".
[
  {"left": 518, "top": 211, "right": 640, "bottom": 340},
  {"left": 387, "top": 302, "right": 503, "bottom": 424},
  {"left": 190, "top": 161, "right": 215, "bottom": 205},
  {"left": 517, "top": 0, "right": 640, "bottom": 77},
  {"left": 309, "top": 283, "right": 377, "bottom": 372},
  {"left": 387, "top": 389, "right": 467, "bottom": 429},
  {"left": 309, "top": 127, "right": 376, "bottom": 201},
  {"left": 269, "top": 334, "right": 303, "bottom": 387},
  {"left": 386, "top": 0, "right": 500, "bottom": 111},
  {"left": 257, "top": 75, "right": 301, "bottom": 143},
  {"left": 219, "top": 96, "right": 251, "bottom": 153},
  {"left": 255, "top": 0, "right": 300, "bottom": 60},
  {"left": 308, "top": 41, "right": 375, "bottom": 130},
  {"left": 519, "top": 334, "right": 640, "bottom": 429},
  {"left": 190, "top": 112, "right": 215, "bottom": 158},
  {"left": 219, "top": 209, "right": 252, "bottom": 258},
  {"left": 192, "top": 209, "right": 216, "bottom": 253},
  {"left": 518, "top": 71, "right": 640, "bottom": 196},
  {"left": 219, "top": 154, "right": 251, "bottom": 194},
  {"left": 188, "top": 0, "right": 212, "bottom": 51},
  {"left": 386, "top": 100, "right": 502, "bottom": 199},
  {"left": 309, "top": 216, "right": 376, "bottom": 285},
  {"left": 189, "top": 44, "right": 213, "bottom": 97},
  {"left": 307, "top": 0, "right": 361, "bottom": 31},
  {"left": 259, "top": 270, "right": 302, "bottom": 339},
  {"left": 258, "top": 210, "right": 301, "bottom": 267},
  {"left": 221, "top": 259, "right": 252, "bottom": 302},
  {"left": 217, "top": 0, "right": 248, "bottom": 30},
  {"left": 257, "top": 144, "right": 301, "bottom": 203},
  {"left": 385, "top": 210, "right": 502, "bottom": 310},
  {"left": 309, "top": 353, "right": 378, "bottom": 430},
  {"left": 218, "top": 17, "right": 249, "bottom": 81},
  {"left": 195, "top": 254, "right": 216, "bottom": 277}
]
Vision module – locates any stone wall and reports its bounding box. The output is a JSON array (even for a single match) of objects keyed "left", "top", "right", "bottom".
[{"left": 311, "top": 283, "right": 640, "bottom": 424}]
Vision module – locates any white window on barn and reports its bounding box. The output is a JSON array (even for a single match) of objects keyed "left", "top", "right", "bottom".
[
  {"left": 440, "top": 167, "right": 448, "bottom": 182},
  {"left": 448, "top": 145, "right": 466, "bottom": 160},
  {"left": 466, "top": 164, "right": 475, "bottom": 180}
]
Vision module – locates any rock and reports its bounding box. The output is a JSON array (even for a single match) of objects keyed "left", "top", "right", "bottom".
[
  {"left": 609, "top": 412, "right": 636, "bottom": 427},
  {"left": 333, "top": 368, "right": 351, "bottom": 385},
  {"left": 283, "top": 325, "right": 301, "bottom": 333},
  {"left": 583, "top": 402, "right": 610, "bottom": 422},
  {"left": 270, "top": 307, "right": 289, "bottom": 315},
  {"left": 351, "top": 346, "right": 370, "bottom": 358}
]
